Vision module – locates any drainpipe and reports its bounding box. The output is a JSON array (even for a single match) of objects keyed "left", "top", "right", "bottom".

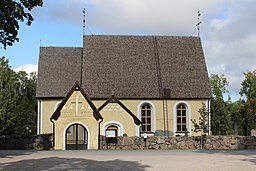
[
  {"left": 50, "top": 119, "right": 55, "bottom": 149},
  {"left": 37, "top": 100, "right": 41, "bottom": 135},
  {"left": 207, "top": 99, "right": 211, "bottom": 135},
  {"left": 98, "top": 118, "right": 103, "bottom": 149}
]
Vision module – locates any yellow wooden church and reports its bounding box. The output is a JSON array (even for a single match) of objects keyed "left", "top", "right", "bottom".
[{"left": 36, "top": 35, "right": 212, "bottom": 150}]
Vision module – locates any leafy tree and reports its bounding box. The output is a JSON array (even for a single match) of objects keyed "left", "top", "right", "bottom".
[
  {"left": 240, "top": 69, "right": 256, "bottom": 100},
  {"left": 0, "top": 57, "right": 19, "bottom": 135},
  {"left": 191, "top": 102, "right": 209, "bottom": 134},
  {"left": 0, "top": 57, "right": 37, "bottom": 136},
  {"left": 13, "top": 71, "right": 37, "bottom": 136},
  {"left": 239, "top": 99, "right": 256, "bottom": 136},
  {"left": 210, "top": 74, "right": 232, "bottom": 135},
  {"left": 0, "top": 0, "right": 43, "bottom": 49},
  {"left": 239, "top": 70, "right": 256, "bottom": 135},
  {"left": 230, "top": 99, "right": 244, "bottom": 135},
  {"left": 191, "top": 102, "right": 209, "bottom": 149},
  {"left": 210, "top": 74, "right": 229, "bottom": 100}
]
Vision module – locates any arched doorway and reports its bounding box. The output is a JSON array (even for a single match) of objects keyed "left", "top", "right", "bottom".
[{"left": 66, "top": 123, "right": 88, "bottom": 150}]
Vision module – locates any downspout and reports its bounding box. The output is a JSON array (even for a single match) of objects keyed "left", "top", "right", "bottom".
[
  {"left": 37, "top": 100, "right": 41, "bottom": 135},
  {"left": 50, "top": 119, "right": 55, "bottom": 149},
  {"left": 98, "top": 118, "right": 103, "bottom": 149},
  {"left": 207, "top": 99, "right": 211, "bottom": 135}
]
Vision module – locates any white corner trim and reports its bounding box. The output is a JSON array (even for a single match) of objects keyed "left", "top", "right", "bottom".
[
  {"left": 102, "top": 121, "right": 124, "bottom": 136},
  {"left": 40, "top": 100, "right": 43, "bottom": 134},
  {"left": 63, "top": 122, "right": 90, "bottom": 150},
  {"left": 173, "top": 101, "right": 191, "bottom": 135},
  {"left": 136, "top": 101, "right": 156, "bottom": 136},
  {"left": 206, "top": 99, "right": 211, "bottom": 134},
  {"left": 37, "top": 100, "right": 41, "bottom": 135}
]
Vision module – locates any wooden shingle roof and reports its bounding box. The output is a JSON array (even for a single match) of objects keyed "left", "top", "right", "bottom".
[
  {"left": 36, "top": 35, "right": 212, "bottom": 99},
  {"left": 36, "top": 47, "right": 82, "bottom": 98}
]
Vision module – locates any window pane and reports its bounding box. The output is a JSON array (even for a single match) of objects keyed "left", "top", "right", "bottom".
[
  {"left": 147, "top": 125, "right": 151, "bottom": 131},
  {"left": 147, "top": 110, "right": 151, "bottom": 116},
  {"left": 145, "top": 105, "right": 150, "bottom": 109},
  {"left": 177, "top": 125, "right": 181, "bottom": 131},
  {"left": 142, "top": 110, "right": 145, "bottom": 116},
  {"left": 182, "top": 117, "right": 186, "bottom": 124},
  {"left": 142, "top": 118, "right": 146, "bottom": 123},
  {"left": 147, "top": 118, "right": 151, "bottom": 124},
  {"left": 177, "top": 110, "right": 181, "bottom": 116},
  {"left": 177, "top": 117, "right": 181, "bottom": 123},
  {"left": 182, "top": 110, "right": 186, "bottom": 116},
  {"left": 182, "top": 125, "right": 186, "bottom": 131},
  {"left": 142, "top": 125, "right": 146, "bottom": 132}
]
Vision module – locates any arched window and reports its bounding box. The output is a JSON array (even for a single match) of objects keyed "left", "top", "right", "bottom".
[
  {"left": 141, "top": 104, "right": 151, "bottom": 132},
  {"left": 176, "top": 104, "right": 187, "bottom": 132}
]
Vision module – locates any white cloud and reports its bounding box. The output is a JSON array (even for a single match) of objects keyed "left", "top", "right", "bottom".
[
  {"left": 203, "top": 0, "right": 256, "bottom": 100},
  {"left": 38, "top": 0, "right": 223, "bottom": 35},
  {"left": 14, "top": 64, "right": 38, "bottom": 74},
  {"left": 210, "top": 18, "right": 230, "bottom": 30}
]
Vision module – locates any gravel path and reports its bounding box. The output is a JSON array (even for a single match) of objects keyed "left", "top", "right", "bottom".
[{"left": 0, "top": 150, "right": 256, "bottom": 171}]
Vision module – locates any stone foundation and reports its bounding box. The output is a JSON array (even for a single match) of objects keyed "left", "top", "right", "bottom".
[
  {"left": 0, "top": 134, "right": 52, "bottom": 150},
  {"left": 1, "top": 134, "right": 256, "bottom": 150},
  {"left": 100, "top": 135, "right": 256, "bottom": 150}
]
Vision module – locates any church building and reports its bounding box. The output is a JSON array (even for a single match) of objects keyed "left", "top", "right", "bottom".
[{"left": 36, "top": 35, "right": 212, "bottom": 150}]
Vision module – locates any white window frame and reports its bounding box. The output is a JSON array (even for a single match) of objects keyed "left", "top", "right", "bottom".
[
  {"left": 173, "top": 101, "right": 191, "bottom": 135},
  {"left": 136, "top": 101, "right": 156, "bottom": 136}
]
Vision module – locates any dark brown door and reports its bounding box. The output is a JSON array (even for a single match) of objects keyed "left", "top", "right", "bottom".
[{"left": 66, "top": 124, "right": 88, "bottom": 150}]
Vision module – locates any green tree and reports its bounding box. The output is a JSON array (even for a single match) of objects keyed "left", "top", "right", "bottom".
[
  {"left": 191, "top": 102, "right": 209, "bottom": 134},
  {"left": 0, "top": 57, "right": 37, "bottom": 136},
  {"left": 13, "top": 71, "right": 37, "bottom": 136},
  {"left": 191, "top": 102, "right": 209, "bottom": 149},
  {"left": 210, "top": 74, "right": 229, "bottom": 100},
  {"left": 0, "top": 57, "right": 19, "bottom": 135},
  {"left": 210, "top": 74, "right": 232, "bottom": 135},
  {"left": 230, "top": 99, "right": 244, "bottom": 135},
  {"left": 239, "top": 70, "right": 256, "bottom": 135},
  {"left": 238, "top": 99, "right": 256, "bottom": 136},
  {"left": 0, "top": 0, "right": 43, "bottom": 49},
  {"left": 240, "top": 69, "right": 256, "bottom": 100}
]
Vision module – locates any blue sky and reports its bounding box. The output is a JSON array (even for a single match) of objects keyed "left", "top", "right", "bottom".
[
  {"left": 1, "top": 14, "right": 83, "bottom": 68},
  {"left": 1, "top": 0, "right": 256, "bottom": 101}
]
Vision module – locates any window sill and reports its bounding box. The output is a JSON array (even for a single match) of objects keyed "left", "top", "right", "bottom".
[{"left": 140, "top": 131, "right": 154, "bottom": 134}]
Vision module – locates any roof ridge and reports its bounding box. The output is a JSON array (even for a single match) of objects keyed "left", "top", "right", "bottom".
[
  {"left": 83, "top": 34, "right": 200, "bottom": 38},
  {"left": 40, "top": 46, "right": 82, "bottom": 48}
]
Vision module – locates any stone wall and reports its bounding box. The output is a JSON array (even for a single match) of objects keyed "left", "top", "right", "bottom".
[
  {"left": 100, "top": 135, "right": 256, "bottom": 150},
  {"left": 1, "top": 134, "right": 256, "bottom": 150},
  {"left": 0, "top": 134, "right": 52, "bottom": 150}
]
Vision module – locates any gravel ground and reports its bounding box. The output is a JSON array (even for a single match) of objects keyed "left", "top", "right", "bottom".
[{"left": 0, "top": 150, "right": 256, "bottom": 171}]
